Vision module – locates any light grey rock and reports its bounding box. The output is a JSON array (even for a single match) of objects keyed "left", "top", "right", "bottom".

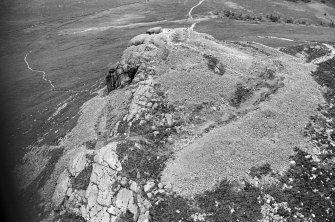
[
  {"left": 144, "top": 180, "right": 155, "bottom": 193},
  {"left": 86, "top": 183, "right": 99, "bottom": 209},
  {"left": 158, "top": 189, "right": 165, "bottom": 194},
  {"left": 90, "top": 163, "right": 118, "bottom": 207},
  {"left": 129, "top": 181, "right": 140, "bottom": 193},
  {"left": 94, "top": 143, "right": 121, "bottom": 171},
  {"left": 139, "top": 199, "right": 152, "bottom": 214},
  {"left": 69, "top": 149, "right": 92, "bottom": 177},
  {"left": 127, "top": 81, "right": 154, "bottom": 121},
  {"left": 80, "top": 205, "right": 88, "bottom": 220},
  {"left": 66, "top": 187, "right": 73, "bottom": 197},
  {"left": 110, "top": 215, "right": 119, "bottom": 222},
  {"left": 164, "top": 182, "right": 173, "bottom": 191},
  {"left": 165, "top": 114, "right": 173, "bottom": 126},
  {"left": 143, "top": 199, "right": 152, "bottom": 210},
  {"left": 107, "top": 205, "right": 122, "bottom": 216},
  {"left": 115, "top": 188, "right": 133, "bottom": 212},
  {"left": 115, "top": 188, "right": 139, "bottom": 220},
  {"left": 158, "top": 183, "right": 163, "bottom": 189},
  {"left": 52, "top": 170, "right": 70, "bottom": 209},
  {"left": 88, "top": 204, "right": 102, "bottom": 219},
  {"left": 138, "top": 211, "right": 150, "bottom": 222},
  {"left": 90, "top": 206, "right": 110, "bottom": 222},
  {"left": 120, "top": 177, "right": 128, "bottom": 187},
  {"left": 128, "top": 34, "right": 149, "bottom": 47}
]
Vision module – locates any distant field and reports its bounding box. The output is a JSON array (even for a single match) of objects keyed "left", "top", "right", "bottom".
[{"left": 196, "top": 18, "right": 335, "bottom": 47}]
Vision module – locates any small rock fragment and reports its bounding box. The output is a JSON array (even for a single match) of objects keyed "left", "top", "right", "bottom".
[
  {"left": 138, "top": 211, "right": 150, "bottom": 222},
  {"left": 107, "top": 205, "right": 122, "bottom": 216},
  {"left": 164, "top": 182, "right": 173, "bottom": 191},
  {"left": 120, "top": 177, "right": 128, "bottom": 186},
  {"left": 165, "top": 114, "right": 173, "bottom": 126},
  {"left": 144, "top": 180, "right": 155, "bottom": 193},
  {"left": 129, "top": 181, "right": 140, "bottom": 193}
]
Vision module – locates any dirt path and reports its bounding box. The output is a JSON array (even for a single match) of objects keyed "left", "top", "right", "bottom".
[
  {"left": 24, "top": 51, "right": 55, "bottom": 89},
  {"left": 257, "top": 36, "right": 295, "bottom": 42},
  {"left": 189, "top": 0, "right": 206, "bottom": 31},
  {"left": 24, "top": 51, "right": 94, "bottom": 94},
  {"left": 188, "top": 0, "right": 206, "bottom": 19}
]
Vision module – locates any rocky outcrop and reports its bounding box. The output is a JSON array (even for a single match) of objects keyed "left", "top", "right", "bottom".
[
  {"left": 106, "top": 62, "right": 139, "bottom": 93},
  {"left": 52, "top": 27, "right": 328, "bottom": 221},
  {"left": 51, "top": 140, "right": 174, "bottom": 222},
  {"left": 128, "top": 34, "right": 150, "bottom": 47}
]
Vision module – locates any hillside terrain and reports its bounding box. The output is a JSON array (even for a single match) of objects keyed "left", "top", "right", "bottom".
[{"left": 2, "top": 0, "right": 335, "bottom": 221}]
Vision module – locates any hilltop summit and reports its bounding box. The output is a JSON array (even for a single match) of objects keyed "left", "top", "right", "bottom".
[{"left": 46, "top": 27, "right": 335, "bottom": 221}]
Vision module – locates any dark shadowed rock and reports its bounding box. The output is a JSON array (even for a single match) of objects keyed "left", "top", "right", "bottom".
[
  {"left": 106, "top": 62, "right": 139, "bottom": 93},
  {"left": 146, "top": 27, "right": 162, "bottom": 35}
]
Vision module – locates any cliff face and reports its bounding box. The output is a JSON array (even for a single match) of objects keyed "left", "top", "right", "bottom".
[{"left": 47, "top": 28, "right": 334, "bottom": 221}]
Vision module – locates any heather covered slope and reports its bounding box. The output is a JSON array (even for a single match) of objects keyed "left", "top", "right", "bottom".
[{"left": 45, "top": 27, "right": 334, "bottom": 221}]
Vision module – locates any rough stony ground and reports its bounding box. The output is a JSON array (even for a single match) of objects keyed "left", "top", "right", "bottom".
[
  {"left": 39, "top": 27, "right": 333, "bottom": 222},
  {"left": 160, "top": 33, "right": 325, "bottom": 195}
]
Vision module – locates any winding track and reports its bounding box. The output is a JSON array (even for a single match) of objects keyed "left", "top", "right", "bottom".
[
  {"left": 24, "top": 51, "right": 92, "bottom": 93},
  {"left": 189, "top": 0, "right": 206, "bottom": 31},
  {"left": 188, "top": 0, "right": 206, "bottom": 19},
  {"left": 24, "top": 51, "right": 55, "bottom": 89}
]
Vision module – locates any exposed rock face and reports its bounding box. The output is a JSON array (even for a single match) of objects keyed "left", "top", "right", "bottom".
[
  {"left": 106, "top": 62, "right": 139, "bottom": 93},
  {"left": 52, "top": 27, "right": 328, "bottom": 221}
]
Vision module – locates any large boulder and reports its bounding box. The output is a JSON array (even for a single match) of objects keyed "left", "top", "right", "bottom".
[
  {"left": 128, "top": 34, "right": 149, "bottom": 47},
  {"left": 146, "top": 27, "right": 162, "bottom": 35}
]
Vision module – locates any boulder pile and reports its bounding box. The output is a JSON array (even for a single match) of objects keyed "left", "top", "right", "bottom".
[{"left": 52, "top": 142, "right": 174, "bottom": 222}]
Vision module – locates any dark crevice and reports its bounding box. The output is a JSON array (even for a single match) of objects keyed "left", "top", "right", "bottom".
[{"left": 106, "top": 63, "right": 140, "bottom": 93}]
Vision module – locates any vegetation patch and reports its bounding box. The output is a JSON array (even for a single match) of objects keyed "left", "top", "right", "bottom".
[
  {"left": 116, "top": 140, "right": 170, "bottom": 182},
  {"left": 196, "top": 180, "right": 262, "bottom": 222},
  {"left": 249, "top": 163, "right": 273, "bottom": 179},
  {"left": 203, "top": 54, "right": 226, "bottom": 76},
  {"left": 280, "top": 43, "right": 330, "bottom": 62},
  {"left": 54, "top": 211, "right": 86, "bottom": 222},
  {"left": 118, "top": 210, "right": 134, "bottom": 222},
  {"left": 72, "top": 164, "right": 93, "bottom": 190},
  {"left": 311, "top": 57, "right": 335, "bottom": 103},
  {"left": 83, "top": 139, "right": 97, "bottom": 150},
  {"left": 229, "top": 84, "right": 253, "bottom": 107},
  {"left": 214, "top": 8, "right": 335, "bottom": 28},
  {"left": 150, "top": 194, "right": 195, "bottom": 222}
]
